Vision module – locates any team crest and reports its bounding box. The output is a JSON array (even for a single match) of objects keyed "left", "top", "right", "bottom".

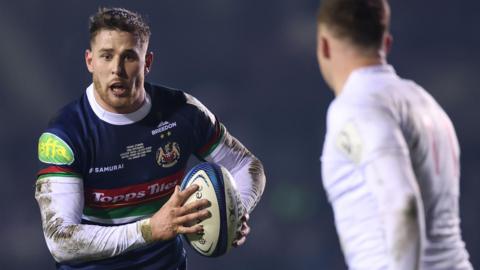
[
  {"left": 336, "top": 121, "right": 362, "bottom": 164},
  {"left": 156, "top": 142, "right": 181, "bottom": 168}
]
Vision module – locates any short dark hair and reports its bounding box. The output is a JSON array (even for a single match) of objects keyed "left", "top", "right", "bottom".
[
  {"left": 317, "top": 0, "right": 389, "bottom": 51},
  {"left": 89, "top": 7, "right": 151, "bottom": 45}
]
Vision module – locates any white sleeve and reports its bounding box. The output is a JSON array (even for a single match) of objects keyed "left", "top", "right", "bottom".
[
  {"left": 35, "top": 176, "right": 152, "bottom": 264},
  {"left": 333, "top": 149, "right": 423, "bottom": 270},
  {"left": 322, "top": 108, "right": 424, "bottom": 270},
  {"left": 205, "top": 127, "right": 266, "bottom": 214}
]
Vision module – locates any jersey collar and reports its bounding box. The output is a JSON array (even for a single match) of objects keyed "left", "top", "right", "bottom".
[
  {"left": 341, "top": 64, "right": 396, "bottom": 96},
  {"left": 86, "top": 84, "right": 152, "bottom": 125},
  {"left": 350, "top": 64, "right": 395, "bottom": 76}
]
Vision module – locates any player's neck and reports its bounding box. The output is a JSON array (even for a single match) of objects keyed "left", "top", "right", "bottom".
[{"left": 332, "top": 56, "right": 385, "bottom": 96}]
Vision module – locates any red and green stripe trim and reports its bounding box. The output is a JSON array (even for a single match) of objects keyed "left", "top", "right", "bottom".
[
  {"left": 37, "top": 166, "right": 80, "bottom": 180},
  {"left": 84, "top": 196, "right": 169, "bottom": 219},
  {"left": 197, "top": 123, "right": 225, "bottom": 158}
]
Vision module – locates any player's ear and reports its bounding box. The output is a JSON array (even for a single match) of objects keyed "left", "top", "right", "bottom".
[
  {"left": 85, "top": 49, "right": 94, "bottom": 73},
  {"left": 383, "top": 32, "right": 393, "bottom": 55},
  {"left": 145, "top": 51, "right": 154, "bottom": 76},
  {"left": 316, "top": 24, "right": 330, "bottom": 61},
  {"left": 320, "top": 36, "right": 330, "bottom": 59}
]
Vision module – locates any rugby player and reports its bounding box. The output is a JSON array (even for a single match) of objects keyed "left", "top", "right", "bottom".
[
  {"left": 317, "top": 0, "right": 472, "bottom": 269},
  {"left": 35, "top": 7, "right": 265, "bottom": 269}
]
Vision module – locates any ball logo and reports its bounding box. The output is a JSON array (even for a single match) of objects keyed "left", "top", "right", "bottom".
[
  {"left": 196, "top": 185, "right": 203, "bottom": 199},
  {"left": 156, "top": 142, "right": 180, "bottom": 168}
]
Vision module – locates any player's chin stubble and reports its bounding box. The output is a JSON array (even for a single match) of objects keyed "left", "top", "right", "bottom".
[
  {"left": 93, "top": 75, "right": 145, "bottom": 112},
  {"left": 92, "top": 77, "right": 122, "bottom": 110}
]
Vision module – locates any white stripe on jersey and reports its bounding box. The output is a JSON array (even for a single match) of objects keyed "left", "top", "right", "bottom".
[{"left": 82, "top": 214, "right": 148, "bottom": 225}]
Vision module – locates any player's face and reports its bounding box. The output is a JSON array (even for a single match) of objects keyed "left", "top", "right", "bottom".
[{"left": 85, "top": 30, "right": 153, "bottom": 114}]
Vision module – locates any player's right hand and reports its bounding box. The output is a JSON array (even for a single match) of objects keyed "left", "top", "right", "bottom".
[{"left": 149, "top": 185, "right": 211, "bottom": 241}]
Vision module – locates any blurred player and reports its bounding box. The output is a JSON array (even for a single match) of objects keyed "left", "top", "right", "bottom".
[
  {"left": 317, "top": 0, "right": 472, "bottom": 269},
  {"left": 35, "top": 7, "right": 265, "bottom": 269}
]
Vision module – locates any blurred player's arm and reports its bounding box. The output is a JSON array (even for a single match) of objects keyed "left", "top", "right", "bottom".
[
  {"left": 326, "top": 109, "right": 424, "bottom": 270},
  {"left": 35, "top": 177, "right": 208, "bottom": 264},
  {"left": 362, "top": 148, "right": 423, "bottom": 270}
]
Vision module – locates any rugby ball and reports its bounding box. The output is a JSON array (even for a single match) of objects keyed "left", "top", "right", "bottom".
[{"left": 180, "top": 162, "right": 244, "bottom": 257}]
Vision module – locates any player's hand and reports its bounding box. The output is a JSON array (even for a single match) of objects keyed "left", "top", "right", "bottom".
[
  {"left": 232, "top": 213, "right": 250, "bottom": 247},
  {"left": 149, "top": 185, "right": 211, "bottom": 241}
]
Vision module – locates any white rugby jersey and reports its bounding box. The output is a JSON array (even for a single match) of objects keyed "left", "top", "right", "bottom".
[{"left": 321, "top": 65, "right": 472, "bottom": 270}]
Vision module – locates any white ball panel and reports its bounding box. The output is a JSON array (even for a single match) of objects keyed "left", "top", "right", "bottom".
[{"left": 184, "top": 170, "right": 221, "bottom": 256}]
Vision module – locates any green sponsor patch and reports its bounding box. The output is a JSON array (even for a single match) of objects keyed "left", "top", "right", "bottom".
[{"left": 38, "top": 133, "right": 74, "bottom": 165}]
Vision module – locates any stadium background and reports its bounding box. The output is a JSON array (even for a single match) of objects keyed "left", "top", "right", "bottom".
[{"left": 1, "top": 0, "right": 479, "bottom": 269}]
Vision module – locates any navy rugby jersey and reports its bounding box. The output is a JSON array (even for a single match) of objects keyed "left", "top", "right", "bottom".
[{"left": 37, "top": 82, "right": 224, "bottom": 269}]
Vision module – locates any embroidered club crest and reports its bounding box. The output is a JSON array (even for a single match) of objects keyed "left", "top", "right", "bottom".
[{"left": 156, "top": 142, "right": 180, "bottom": 168}]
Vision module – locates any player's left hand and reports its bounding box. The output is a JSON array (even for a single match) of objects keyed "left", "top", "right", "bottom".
[{"left": 232, "top": 213, "right": 250, "bottom": 247}]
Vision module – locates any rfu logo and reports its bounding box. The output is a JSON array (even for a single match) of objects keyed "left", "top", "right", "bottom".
[{"left": 156, "top": 142, "right": 180, "bottom": 168}]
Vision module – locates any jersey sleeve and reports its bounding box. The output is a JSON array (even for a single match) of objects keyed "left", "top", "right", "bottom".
[
  {"left": 184, "top": 93, "right": 224, "bottom": 158},
  {"left": 35, "top": 176, "right": 150, "bottom": 263},
  {"left": 322, "top": 104, "right": 424, "bottom": 270},
  {"left": 205, "top": 127, "right": 266, "bottom": 214},
  {"left": 184, "top": 93, "right": 265, "bottom": 214},
  {"left": 35, "top": 129, "right": 150, "bottom": 263},
  {"left": 37, "top": 130, "right": 82, "bottom": 179}
]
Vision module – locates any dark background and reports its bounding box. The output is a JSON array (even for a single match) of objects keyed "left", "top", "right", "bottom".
[{"left": 1, "top": 0, "right": 478, "bottom": 269}]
